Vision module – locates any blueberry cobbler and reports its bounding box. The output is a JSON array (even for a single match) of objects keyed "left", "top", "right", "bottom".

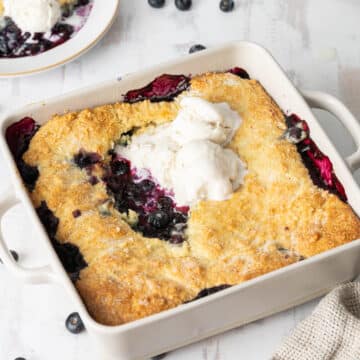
[
  {"left": 6, "top": 69, "right": 360, "bottom": 325},
  {"left": 0, "top": 0, "right": 93, "bottom": 58}
]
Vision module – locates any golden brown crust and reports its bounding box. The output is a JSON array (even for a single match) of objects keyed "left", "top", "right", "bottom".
[
  {"left": 24, "top": 72, "right": 360, "bottom": 325},
  {"left": 0, "top": 0, "right": 4, "bottom": 16}
]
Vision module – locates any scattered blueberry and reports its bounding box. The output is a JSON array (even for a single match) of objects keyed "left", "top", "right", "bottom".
[
  {"left": 189, "top": 44, "right": 206, "bottom": 54},
  {"left": 219, "top": 0, "right": 234, "bottom": 12},
  {"left": 14, "top": 357, "right": 26, "bottom": 360},
  {"left": 0, "top": 250, "right": 19, "bottom": 264},
  {"left": 148, "top": 211, "right": 170, "bottom": 229},
  {"left": 65, "top": 312, "right": 85, "bottom": 334},
  {"left": 148, "top": 0, "right": 166, "bottom": 8},
  {"left": 10, "top": 250, "right": 19, "bottom": 262},
  {"left": 152, "top": 354, "right": 167, "bottom": 360},
  {"left": 175, "top": 0, "right": 192, "bottom": 11}
]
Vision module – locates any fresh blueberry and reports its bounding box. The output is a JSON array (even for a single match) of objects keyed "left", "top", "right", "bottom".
[
  {"left": 10, "top": 250, "right": 19, "bottom": 262},
  {"left": 189, "top": 44, "right": 206, "bottom": 54},
  {"left": 14, "top": 358, "right": 26, "bottom": 360},
  {"left": 65, "top": 312, "right": 85, "bottom": 334},
  {"left": 0, "top": 250, "right": 19, "bottom": 264},
  {"left": 148, "top": 211, "right": 170, "bottom": 228},
  {"left": 219, "top": 0, "right": 234, "bottom": 12},
  {"left": 152, "top": 354, "right": 167, "bottom": 360},
  {"left": 175, "top": 0, "right": 192, "bottom": 11},
  {"left": 148, "top": 0, "right": 166, "bottom": 8}
]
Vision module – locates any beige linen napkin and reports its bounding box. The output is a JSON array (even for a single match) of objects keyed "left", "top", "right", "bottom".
[{"left": 273, "top": 282, "right": 360, "bottom": 360}]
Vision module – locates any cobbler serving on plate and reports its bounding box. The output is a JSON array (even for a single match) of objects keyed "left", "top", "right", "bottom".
[
  {"left": 6, "top": 68, "right": 360, "bottom": 325},
  {"left": 0, "top": 0, "right": 93, "bottom": 58}
]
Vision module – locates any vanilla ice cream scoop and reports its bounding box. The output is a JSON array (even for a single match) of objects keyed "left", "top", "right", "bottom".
[
  {"left": 172, "top": 96, "right": 241, "bottom": 146},
  {"left": 4, "top": 0, "right": 61, "bottom": 33},
  {"left": 116, "top": 96, "right": 246, "bottom": 206},
  {"left": 173, "top": 140, "right": 246, "bottom": 204}
]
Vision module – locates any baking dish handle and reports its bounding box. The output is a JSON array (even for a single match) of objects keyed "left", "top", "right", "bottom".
[
  {"left": 302, "top": 90, "right": 360, "bottom": 173},
  {"left": 0, "top": 189, "right": 58, "bottom": 284}
]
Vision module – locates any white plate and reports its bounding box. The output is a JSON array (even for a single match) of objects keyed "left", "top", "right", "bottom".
[{"left": 0, "top": 0, "right": 120, "bottom": 77}]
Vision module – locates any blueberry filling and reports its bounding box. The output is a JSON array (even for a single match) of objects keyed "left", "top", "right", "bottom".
[
  {"left": 186, "top": 285, "right": 232, "bottom": 303},
  {"left": 5, "top": 117, "right": 40, "bottom": 191},
  {"left": 36, "top": 201, "right": 87, "bottom": 281},
  {"left": 104, "top": 156, "right": 189, "bottom": 244},
  {"left": 285, "top": 114, "right": 347, "bottom": 202},
  {"left": 123, "top": 74, "right": 191, "bottom": 104}
]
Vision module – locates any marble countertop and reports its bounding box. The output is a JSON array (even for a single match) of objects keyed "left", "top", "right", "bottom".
[{"left": 1, "top": 0, "right": 359, "bottom": 359}]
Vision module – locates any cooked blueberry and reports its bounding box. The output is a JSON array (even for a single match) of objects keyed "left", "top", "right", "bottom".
[
  {"left": 115, "top": 198, "right": 129, "bottom": 213},
  {"left": 53, "top": 241, "right": 87, "bottom": 281},
  {"left": 219, "top": 0, "right": 234, "bottom": 12},
  {"left": 72, "top": 210, "right": 82, "bottom": 218},
  {"left": 138, "top": 179, "right": 155, "bottom": 192},
  {"left": 175, "top": 0, "right": 192, "bottom": 10},
  {"left": 157, "top": 196, "right": 173, "bottom": 210},
  {"left": 125, "top": 183, "right": 145, "bottom": 201},
  {"left": 172, "top": 212, "right": 187, "bottom": 224},
  {"left": 61, "top": 4, "right": 72, "bottom": 18},
  {"left": 65, "top": 312, "right": 85, "bottom": 334},
  {"left": 75, "top": 0, "right": 90, "bottom": 6},
  {"left": 189, "top": 44, "right": 206, "bottom": 54},
  {"left": 228, "top": 67, "right": 250, "bottom": 79},
  {"left": 17, "top": 160, "right": 39, "bottom": 191},
  {"left": 169, "top": 235, "right": 184, "bottom": 244},
  {"left": 89, "top": 176, "right": 99, "bottom": 185},
  {"left": 111, "top": 159, "right": 130, "bottom": 175},
  {"left": 73, "top": 150, "right": 101, "bottom": 169},
  {"left": 148, "top": 0, "right": 166, "bottom": 8},
  {"left": 148, "top": 211, "right": 170, "bottom": 228}
]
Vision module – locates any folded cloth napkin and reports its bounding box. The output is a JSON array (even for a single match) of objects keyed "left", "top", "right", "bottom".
[{"left": 273, "top": 282, "right": 360, "bottom": 360}]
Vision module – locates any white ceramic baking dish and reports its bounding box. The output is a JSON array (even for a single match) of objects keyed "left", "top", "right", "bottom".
[{"left": 1, "top": 42, "right": 360, "bottom": 360}]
